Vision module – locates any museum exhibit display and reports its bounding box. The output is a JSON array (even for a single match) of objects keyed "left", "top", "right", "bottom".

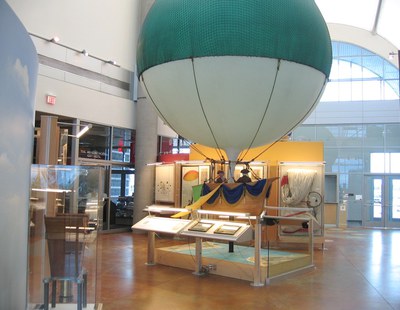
[
  {"left": 154, "top": 162, "right": 267, "bottom": 207},
  {"left": 133, "top": 176, "right": 315, "bottom": 285},
  {"left": 278, "top": 162, "right": 325, "bottom": 244},
  {"left": 28, "top": 165, "right": 103, "bottom": 309},
  {"left": 133, "top": 0, "right": 332, "bottom": 286}
]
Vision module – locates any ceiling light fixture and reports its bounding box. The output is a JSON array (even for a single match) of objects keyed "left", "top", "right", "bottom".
[
  {"left": 28, "top": 33, "right": 121, "bottom": 67},
  {"left": 76, "top": 124, "right": 93, "bottom": 138},
  {"left": 58, "top": 122, "right": 93, "bottom": 138},
  {"left": 50, "top": 36, "right": 60, "bottom": 43}
]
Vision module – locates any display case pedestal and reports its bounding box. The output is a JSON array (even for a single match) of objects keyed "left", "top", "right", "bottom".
[{"left": 132, "top": 209, "right": 315, "bottom": 285}]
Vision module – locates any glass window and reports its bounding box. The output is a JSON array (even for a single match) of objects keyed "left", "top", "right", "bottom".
[
  {"left": 159, "top": 136, "right": 174, "bottom": 154},
  {"left": 79, "top": 123, "right": 111, "bottom": 160},
  {"left": 112, "top": 127, "right": 135, "bottom": 163},
  {"left": 109, "top": 167, "right": 135, "bottom": 228},
  {"left": 337, "top": 148, "right": 364, "bottom": 173},
  {"left": 351, "top": 81, "right": 363, "bottom": 101},
  {"left": 321, "top": 42, "right": 399, "bottom": 103},
  {"left": 370, "top": 152, "right": 400, "bottom": 173},
  {"left": 324, "top": 148, "right": 339, "bottom": 173},
  {"left": 364, "top": 147, "right": 385, "bottom": 173},
  {"left": 291, "top": 126, "right": 316, "bottom": 141},
  {"left": 383, "top": 82, "right": 399, "bottom": 100},
  {"left": 321, "top": 82, "right": 339, "bottom": 102},
  {"left": 316, "top": 126, "right": 340, "bottom": 147},
  {"left": 362, "top": 80, "right": 382, "bottom": 101},
  {"left": 364, "top": 124, "right": 385, "bottom": 147},
  {"left": 386, "top": 124, "right": 400, "bottom": 147},
  {"left": 172, "top": 136, "right": 191, "bottom": 154}
]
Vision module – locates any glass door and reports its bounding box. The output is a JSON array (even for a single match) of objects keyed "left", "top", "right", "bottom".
[{"left": 364, "top": 175, "right": 400, "bottom": 228}]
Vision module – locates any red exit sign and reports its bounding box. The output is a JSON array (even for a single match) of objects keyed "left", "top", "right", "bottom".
[{"left": 46, "top": 95, "right": 56, "bottom": 105}]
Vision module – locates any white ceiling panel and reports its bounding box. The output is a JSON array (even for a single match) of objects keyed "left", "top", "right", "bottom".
[{"left": 315, "top": 0, "right": 399, "bottom": 49}]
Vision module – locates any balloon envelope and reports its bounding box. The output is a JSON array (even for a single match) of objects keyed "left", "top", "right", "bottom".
[{"left": 137, "top": 0, "right": 332, "bottom": 160}]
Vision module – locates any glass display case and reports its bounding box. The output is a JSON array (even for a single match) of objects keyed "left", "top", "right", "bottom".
[
  {"left": 28, "top": 165, "right": 104, "bottom": 309},
  {"left": 132, "top": 207, "right": 314, "bottom": 286},
  {"left": 278, "top": 161, "right": 325, "bottom": 240}
]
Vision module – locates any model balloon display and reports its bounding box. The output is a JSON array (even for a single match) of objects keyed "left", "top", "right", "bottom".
[{"left": 137, "top": 0, "right": 332, "bottom": 161}]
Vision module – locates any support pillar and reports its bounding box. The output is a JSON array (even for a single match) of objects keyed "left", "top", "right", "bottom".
[
  {"left": 0, "top": 2, "right": 38, "bottom": 309},
  {"left": 133, "top": 85, "right": 158, "bottom": 224},
  {"left": 132, "top": 0, "right": 159, "bottom": 226}
]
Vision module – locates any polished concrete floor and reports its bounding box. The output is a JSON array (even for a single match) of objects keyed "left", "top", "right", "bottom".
[{"left": 97, "top": 228, "right": 400, "bottom": 310}]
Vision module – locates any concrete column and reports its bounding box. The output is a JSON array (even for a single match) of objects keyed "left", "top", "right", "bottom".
[
  {"left": 133, "top": 0, "right": 158, "bottom": 224},
  {"left": 0, "top": 1, "right": 38, "bottom": 309},
  {"left": 133, "top": 86, "right": 158, "bottom": 224}
]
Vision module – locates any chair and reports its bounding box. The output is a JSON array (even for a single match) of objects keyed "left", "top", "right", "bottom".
[{"left": 43, "top": 214, "right": 89, "bottom": 310}]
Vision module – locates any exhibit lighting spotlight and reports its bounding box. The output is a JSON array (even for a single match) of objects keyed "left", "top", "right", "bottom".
[
  {"left": 76, "top": 124, "right": 92, "bottom": 138},
  {"left": 50, "top": 36, "right": 60, "bottom": 43},
  {"left": 29, "top": 32, "right": 121, "bottom": 67}
]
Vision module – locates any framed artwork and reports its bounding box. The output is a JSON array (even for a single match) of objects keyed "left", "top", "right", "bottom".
[
  {"left": 199, "top": 165, "right": 211, "bottom": 183},
  {"left": 155, "top": 165, "right": 175, "bottom": 203},
  {"left": 214, "top": 224, "right": 241, "bottom": 235},
  {"left": 181, "top": 166, "right": 199, "bottom": 207},
  {"left": 181, "top": 165, "right": 210, "bottom": 207},
  {"left": 189, "top": 222, "right": 214, "bottom": 232},
  {"left": 251, "top": 165, "right": 265, "bottom": 180}
]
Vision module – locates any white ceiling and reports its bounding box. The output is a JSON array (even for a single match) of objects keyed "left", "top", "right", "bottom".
[{"left": 315, "top": 0, "right": 399, "bottom": 50}]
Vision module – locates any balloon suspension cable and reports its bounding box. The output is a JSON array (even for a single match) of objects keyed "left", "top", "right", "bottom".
[
  {"left": 249, "top": 139, "right": 280, "bottom": 162},
  {"left": 191, "top": 58, "right": 225, "bottom": 162},
  {"left": 247, "top": 164, "right": 261, "bottom": 181},
  {"left": 141, "top": 77, "right": 177, "bottom": 133},
  {"left": 187, "top": 140, "right": 213, "bottom": 161},
  {"left": 248, "top": 76, "right": 328, "bottom": 163},
  {"left": 186, "top": 141, "right": 228, "bottom": 170},
  {"left": 238, "top": 59, "right": 281, "bottom": 162},
  {"left": 277, "top": 77, "right": 328, "bottom": 140}
]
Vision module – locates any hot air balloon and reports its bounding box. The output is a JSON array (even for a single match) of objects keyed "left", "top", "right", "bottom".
[{"left": 136, "top": 0, "right": 332, "bottom": 163}]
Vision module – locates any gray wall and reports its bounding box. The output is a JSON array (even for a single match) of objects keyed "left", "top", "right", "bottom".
[{"left": 0, "top": 1, "right": 38, "bottom": 308}]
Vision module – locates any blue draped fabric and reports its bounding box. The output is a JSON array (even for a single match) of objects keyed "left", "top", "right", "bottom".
[
  {"left": 201, "top": 179, "right": 270, "bottom": 205},
  {"left": 245, "top": 179, "right": 267, "bottom": 196},
  {"left": 202, "top": 183, "right": 220, "bottom": 204},
  {"left": 222, "top": 184, "right": 244, "bottom": 204}
]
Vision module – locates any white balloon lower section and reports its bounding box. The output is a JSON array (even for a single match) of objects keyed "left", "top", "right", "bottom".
[{"left": 142, "top": 56, "right": 326, "bottom": 158}]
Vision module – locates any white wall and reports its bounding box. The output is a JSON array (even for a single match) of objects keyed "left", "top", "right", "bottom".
[
  {"left": 7, "top": 0, "right": 141, "bottom": 129},
  {"left": 35, "top": 75, "right": 136, "bottom": 129},
  {"left": 6, "top": 0, "right": 176, "bottom": 135},
  {"left": 328, "top": 24, "right": 399, "bottom": 68},
  {"left": 7, "top": 0, "right": 141, "bottom": 71}
]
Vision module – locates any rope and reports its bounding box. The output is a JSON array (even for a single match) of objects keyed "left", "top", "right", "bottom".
[
  {"left": 191, "top": 58, "right": 225, "bottom": 161},
  {"left": 238, "top": 59, "right": 281, "bottom": 162},
  {"left": 187, "top": 140, "right": 213, "bottom": 161},
  {"left": 141, "top": 77, "right": 177, "bottom": 133},
  {"left": 243, "top": 73, "right": 328, "bottom": 163}
]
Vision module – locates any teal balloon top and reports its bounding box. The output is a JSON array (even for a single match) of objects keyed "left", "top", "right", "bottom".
[{"left": 137, "top": 0, "right": 332, "bottom": 78}]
